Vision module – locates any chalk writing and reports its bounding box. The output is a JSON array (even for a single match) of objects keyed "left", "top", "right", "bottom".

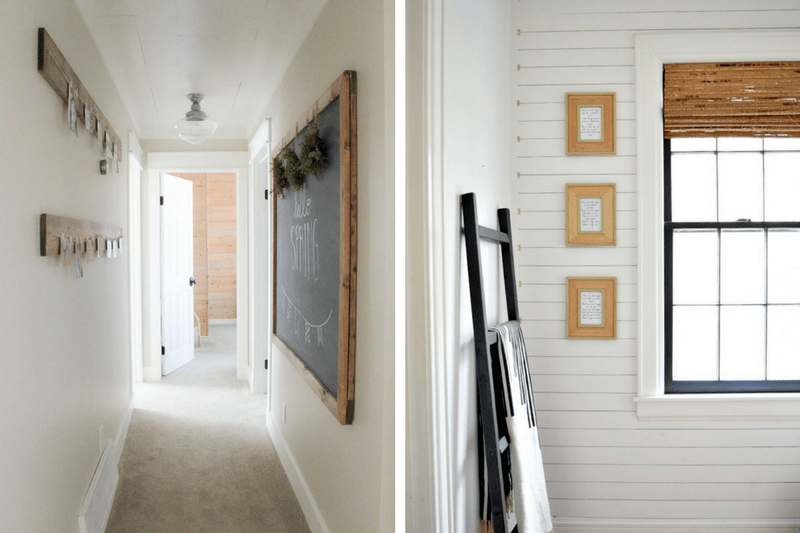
[
  {"left": 579, "top": 197, "right": 602, "bottom": 233},
  {"left": 294, "top": 188, "right": 312, "bottom": 218},
  {"left": 290, "top": 219, "right": 320, "bottom": 281},
  {"left": 278, "top": 285, "right": 333, "bottom": 346},
  {"left": 579, "top": 290, "right": 603, "bottom": 326},
  {"left": 578, "top": 106, "right": 603, "bottom": 142}
]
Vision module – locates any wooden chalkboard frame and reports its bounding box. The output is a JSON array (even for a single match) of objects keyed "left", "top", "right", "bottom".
[{"left": 271, "top": 71, "right": 357, "bottom": 425}]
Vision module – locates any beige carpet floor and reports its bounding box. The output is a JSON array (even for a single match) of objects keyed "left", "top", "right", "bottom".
[{"left": 106, "top": 325, "right": 310, "bottom": 533}]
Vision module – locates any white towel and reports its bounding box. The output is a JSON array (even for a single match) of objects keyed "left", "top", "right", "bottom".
[{"left": 490, "top": 321, "right": 553, "bottom": 533}]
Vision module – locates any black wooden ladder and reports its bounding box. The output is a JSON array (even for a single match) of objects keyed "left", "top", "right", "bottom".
[{"left": 461, "top": 192, "right": 521, "bottom": 533}]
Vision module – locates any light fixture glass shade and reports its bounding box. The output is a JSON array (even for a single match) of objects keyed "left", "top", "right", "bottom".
[{"left": 174, "top": 93, "right": 218, "bottom": 145}]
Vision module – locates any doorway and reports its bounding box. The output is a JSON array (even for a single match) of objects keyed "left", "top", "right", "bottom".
[
  {"left": 140, "top": 151, "right": 251, "bottom": 385},
  {"left": 170, "top": 172, "right": 238, "bottom": 344}
]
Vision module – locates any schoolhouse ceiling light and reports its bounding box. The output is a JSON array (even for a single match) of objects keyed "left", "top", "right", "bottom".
[{"left": 174, "top": 93, "right": 217, "bottom": 145}]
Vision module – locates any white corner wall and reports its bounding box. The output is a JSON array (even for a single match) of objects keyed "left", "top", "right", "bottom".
[
  {"left": 263, "top": 0, "right": 395, "bottom": 532},
  {"left": 512, "top": 1, "right": 800, "bottom": 530},
  {"left": 0, "top": 2, "right": 135, "bottom": 532},
  {"left": 406, "top": 0, "right": 513, "bottom": 531}
]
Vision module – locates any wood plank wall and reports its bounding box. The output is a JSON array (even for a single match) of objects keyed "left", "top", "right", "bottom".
[
  {"left": 512, "top": 1, "right": 800, "bottom": 530},
  {"left": 207, "top": 173, "right": 237, "bottom": 320},
  {"left": 173, "top": 173, "right": 237, "bottom": 335}
]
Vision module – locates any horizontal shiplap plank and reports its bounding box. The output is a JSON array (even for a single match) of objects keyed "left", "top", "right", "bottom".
[
  {"left": 522, "top": 338, "right": 637, "bottom": 358},
  {"left": 516, "top": 117, "right": 636, "bottom": 139},
  {"left": 517, "top": 190, "right": 636, "bottom": 208},
  {"left": 516, "top": 210, "right": 637, "bottom": 231},
  {"left": 539, "top": 428, "right": 800, "bottom": 448},
  {"left": 546, "top": 480, "right": 800, "bottom": 502},
  {"left": 521, "top": 11, "right": 800, "bottom": 33},
  {"left": 520, "top": 283, "right": 637, "bottom": 305},
  {"left": 517, "top": 30, "right": 634, "bottom": 51},
  {"left": 548, "top": 497, "right": 800, "bottom": 520},
  {"left": 537, "top": 411, "right": 640, "bottom": 430},
  {"left": 517, "top": 155, "right": 636, "bottom": 175},
  {"left": 517, "top": 48, "right": 636, "bottom": 68},
  {"left": 521, "top": 302, "right": 636, "bottom": 323},
  {"left": 518, "top": 65, "right": 635, "bottom": 86},
  {"left": 517, "top": 84, "right": 636, "bottom": 105},
  {"left": 513, "top": 101, "right": 636, "bottom": 123},
  {"left": 544, "top": 463, "right": 800, "bottom": 484},
  {"left": 515, "top": 229, "right": 637, "bottom": 248},
  {"left": 517, "top": 247, "right": 638, "bottom": 267},
  {"left": 517, "top": 263, "right": 637, "bottom": 282},
  {"left": 516, "top": 0, "right": 800, "bottom": 16},
  {"left": 541, "top": 445, "right": 800, "bottom": 466},
  {"left": 521, "top": 320, "right": 636, "bottom": 340},
  {"left": 528, "top": 356, "right": 637, "bottom": 376},
  {"left": 517, "top": 137, "right": 637, "bottom": 157},
  {"left": 532, "top": 374, "right": 637, "bottom": 394},
  {"left": 534, "top": 392, "right": 636, "bottom": 412}
]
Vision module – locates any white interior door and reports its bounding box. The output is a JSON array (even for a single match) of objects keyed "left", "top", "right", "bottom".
[{"left": 161, "top": 173, "right": 195, "bottom": 375}]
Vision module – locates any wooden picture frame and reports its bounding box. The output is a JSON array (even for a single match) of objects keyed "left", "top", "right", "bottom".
[
  {"left": 567, "top": 277, "right": 616, "bottom": 339},
  {"left": 271, "top": 71, "right": 357, "bottom": 425},
  {"left": 566, "top": 93, "right": 615, "bottom": 155},
  {"left": 566, "top": 183, "right": 616, "bottom": 246}
]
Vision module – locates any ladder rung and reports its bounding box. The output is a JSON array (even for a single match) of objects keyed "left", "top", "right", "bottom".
[{"left": 478, "top": 225, "right": 510, "bottom": 244}]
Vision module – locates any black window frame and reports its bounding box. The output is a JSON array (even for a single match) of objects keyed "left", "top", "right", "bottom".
[{"left": 664, "top": 137, "right": 800, "bottom": 394}]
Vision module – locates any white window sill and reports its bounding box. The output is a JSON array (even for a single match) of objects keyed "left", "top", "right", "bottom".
[{"left": 635, "top": 393, "right": 800, "bottom": 421}]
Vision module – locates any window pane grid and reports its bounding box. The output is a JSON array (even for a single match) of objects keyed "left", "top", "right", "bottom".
[{"left": 665, "top": 138, "right": 800, "bottom": 393}]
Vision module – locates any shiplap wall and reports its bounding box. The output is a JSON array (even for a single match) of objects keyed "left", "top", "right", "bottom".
[
  {"left": 173, "top": 172, "right": 237, "bottom": 331},
  {"left": 512, "top": 1, "right": 800, "bottom": 530},
  {"left": 207, "top": 173, "right": 237, "bottom": 320}
]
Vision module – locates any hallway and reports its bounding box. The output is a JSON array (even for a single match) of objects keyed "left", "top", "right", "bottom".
[{"left": 106, "top": 325, "right": 310, "bottom": 533}]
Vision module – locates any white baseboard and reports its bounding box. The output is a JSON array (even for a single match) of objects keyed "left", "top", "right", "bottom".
[
  {"left": 209, "top": 319, "right": 237, "bottom": 325},
  {"left": 554, "top": 517, "right": 800, "bottom": 532},
  {"left": 142, "top": 365, "right": 161, "bottom": 382},
  {"left": 78, "top": 440, "right": 119, "bottom": 533},
  {"left": 266, "top": 411, "right": 329, "bottom": 533},
  {"left": 113, "top": 398, "right": 134, "bottom": 466}
]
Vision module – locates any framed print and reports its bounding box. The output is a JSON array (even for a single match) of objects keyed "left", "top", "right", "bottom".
[
  {"left": 566, "top": 93, "right": 615, "bottom": 155},
  {"left": 567, "top": 277, "right": 616, "bottom": 339},
  {"left": 566, "top": 183, "right": 616, "bottom": 246}
]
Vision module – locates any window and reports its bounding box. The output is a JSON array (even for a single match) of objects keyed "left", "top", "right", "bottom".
[
  {"left": 634, "top": 32, "right": 800, "bottom": 419},
  {"left": 665, "top": 137, "right": 800, "bottom": 393}
]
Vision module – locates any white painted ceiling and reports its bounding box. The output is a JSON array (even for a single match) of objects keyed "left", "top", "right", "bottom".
[{"left": 73, "top": 0, "right": 329, "bottom": 141}]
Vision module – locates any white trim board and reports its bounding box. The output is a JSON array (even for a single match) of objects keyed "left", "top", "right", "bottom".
[
  {"left": 113, "top": 398, "right": 134, "bottom": 467},
  {"left": 208, "top": 319, "right": 237, "bottom": 325},
  {"left": 265, "top": 411, "right": 329, "bottom": 533}
]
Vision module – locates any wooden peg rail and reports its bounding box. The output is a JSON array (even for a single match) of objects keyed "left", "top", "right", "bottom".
[
  {"left": 37, "top": 28, "right": 122, "bottom": 151},
  {"left": 40, "top": 214, "right": 123, "bottom": 257}
]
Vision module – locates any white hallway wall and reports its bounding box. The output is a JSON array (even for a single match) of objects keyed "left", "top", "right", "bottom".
[
  {"left": 263, "top": 0, "right": 395, "bottom": 531},
  {"left": 0, "top": 0, "right": 135, "bottom": 531},
  {"left": 405, "top": 0, "right": 513, "bottom": 530},
  {"left": 513, "top": 0, "right": 800, "bottom": 530}
]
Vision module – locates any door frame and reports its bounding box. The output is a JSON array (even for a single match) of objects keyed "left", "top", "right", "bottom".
[
  {"left": 128, "top": 134, "right": 144, "bottom": 384},
  {"left": 248, "top": 121, "right": 271, "bottom": 396},
  {"left": 142, "top": 151, "right": 250, "bottom": 382}
]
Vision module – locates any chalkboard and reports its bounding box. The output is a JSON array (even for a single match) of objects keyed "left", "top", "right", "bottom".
[{"left": 272, "top": 71, "right": 357, "bottom": 425}]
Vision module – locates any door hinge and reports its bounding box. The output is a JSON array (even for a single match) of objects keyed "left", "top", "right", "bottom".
[
  {"left": 160, "top": 196, "right": 164, "bottom": 206},
  {"left": 265, "top": 189, "right": 269, "bottom": 200},
  {"left": 265, "top": 359, "right": 269, "bottom": 370},
  {"left": 161, "top": 345, "right": 165, "bottom": 355}
]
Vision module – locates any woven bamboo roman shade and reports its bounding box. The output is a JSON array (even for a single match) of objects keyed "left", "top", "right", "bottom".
[{"left": 664, "top": 62, "right": 800, "bottom": 138}]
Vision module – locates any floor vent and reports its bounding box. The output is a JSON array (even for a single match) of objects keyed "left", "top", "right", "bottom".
[{"left": 78, "top": 439, "right": 119, "bottom": 533}]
